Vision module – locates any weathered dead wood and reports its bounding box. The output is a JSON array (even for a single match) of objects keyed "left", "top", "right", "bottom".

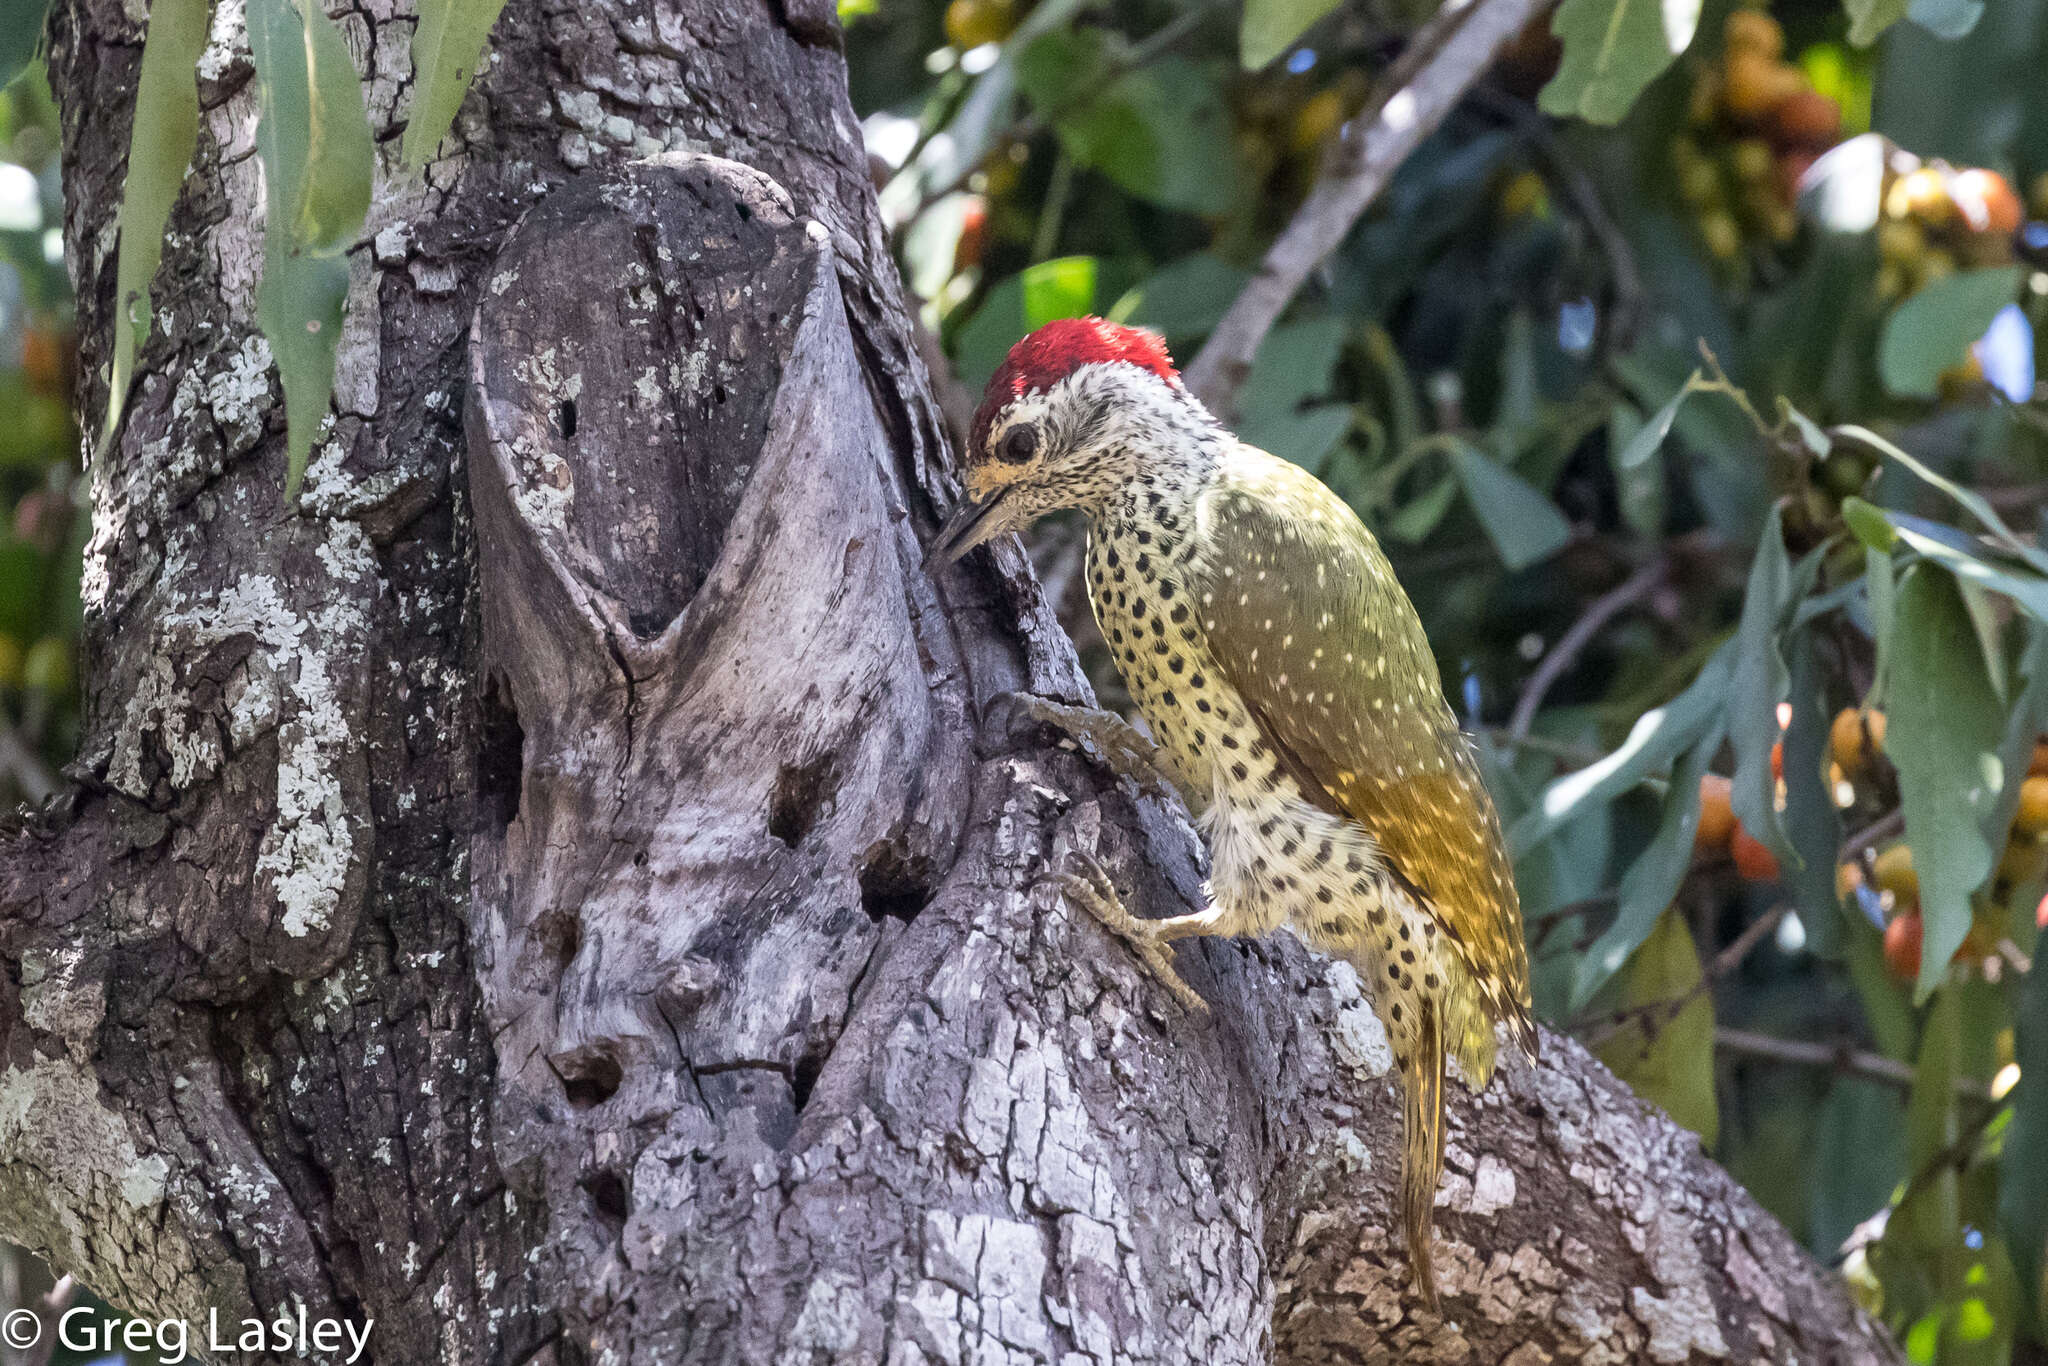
[{"left": 0, "top": 0, "right": 1910, "bottom": 1361}]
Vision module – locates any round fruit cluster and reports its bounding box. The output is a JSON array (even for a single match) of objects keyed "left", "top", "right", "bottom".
[
  {"left": 1673, "top": 8, "right": 1841, "bottom": 265},
  {"left": 1819, "top": 709, "right": 2048, "bottom": 981},
  {"left": 1875, "top": 156, "right": 2023, "bottom": 302}
]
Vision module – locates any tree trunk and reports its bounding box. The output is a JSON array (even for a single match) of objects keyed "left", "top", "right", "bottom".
[{"left": 0, "top": 0, "right": 1905, "bottom": 1361}]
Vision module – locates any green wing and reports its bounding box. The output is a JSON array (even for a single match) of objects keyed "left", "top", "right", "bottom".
[{"left": 1189, "top": 447, "right": 1533, "bottom": 1045}]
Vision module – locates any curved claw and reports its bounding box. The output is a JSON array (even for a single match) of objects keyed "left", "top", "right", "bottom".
[
  {"left": 1051, "top": 850, "right": 1208, "bottom": 1012},
  {"left": 993, "top": 692, "right": 1187, "bottom": 807}
]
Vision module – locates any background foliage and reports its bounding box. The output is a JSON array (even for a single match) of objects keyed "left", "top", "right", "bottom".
[
  {"left": 2, "top": 0, "right": 2048, "bottom": 1359},
  {"left": 852, "top": 0, "right": 2048, "bottom": 1359}
]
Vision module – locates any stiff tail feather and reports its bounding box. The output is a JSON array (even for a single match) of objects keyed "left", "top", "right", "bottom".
[{"left": 1401, "top": 998, "right": 1446, "bottom": 1311}]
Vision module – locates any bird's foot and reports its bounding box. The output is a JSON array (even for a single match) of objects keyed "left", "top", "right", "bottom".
[
  {"left": 1052, "top": 848, "right": 1208, "bottom": 1012},
  {"left": 991, "top": 692, "right": 1189, "bottom": 807}
]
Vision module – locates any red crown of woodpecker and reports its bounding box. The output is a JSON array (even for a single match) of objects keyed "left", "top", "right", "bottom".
[{"left": 969, "top": 318, "right": 1179, "bottom": 454}]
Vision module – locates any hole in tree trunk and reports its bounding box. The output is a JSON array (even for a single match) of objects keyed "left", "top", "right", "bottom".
[
  {"left": 858, "top": 845, "right": 933, "bottom": 925},
  {"left": 768, "top": 753, "right": 837, "bottom": 848},
  {"left": 558, "top": 398, "right": 577, "bottom": 439},
  {"left": 581, "top": 1170, "right": 629, "bottom": 1225},
  {"left": 476, "top": 672, "right": 524, "bottom": 833},
  {"left": 792, "top": 1048, "right": 825, "bottom": 1112},
  {"left": 554, "top": 1046, "right": 622, "bottom": 1110}
]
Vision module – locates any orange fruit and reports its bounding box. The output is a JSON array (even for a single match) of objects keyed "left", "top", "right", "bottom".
[
  {"left": 1830, "top": 708, "right": 1886, "bottom": 773},
  {"left": 1731, "top": 823, "right": 1781, "bottom": 881},
  {"left": 2029, "top": 738, "right": 2048, "bottom": 777},
  {"left": 1873, "top": 843, "right": 1919, "bottom": 903},
  {"left": 2037, "top": 889, "right": 2048, "bottom": 930},
  {"left": 1722, "top": 51, "right": 1806, "bottom": 120},
  {"left": 2015, "top": 775, "right": 2048, "bottom": 835},
  {"left": 1697, "top": 774, "right": 1736, "bottom": 852},
  {"left": 1887, "top": 167, "right": 1956, "bottom": 230},
  {"left": 1724, "top": 8, "right": 1785, "bottom": 60},
  {"left": 1952, "top": 168, "right": 2022, "bottom": 235},
  {"left": 1772, "top": 91, "right": 1841, "bottom": 148},
  {"left": 1836, "top": 861, "right": 1864, "bottom": 901},
  {"left": 1883, "top": 912, "right": 1924, "bottom": 981},
  {"left": 953, "top": 197, "right": 990, "bottom": 272},
  {"left": 1770, "top": 739, "right": 1785, "bottom": 782}
]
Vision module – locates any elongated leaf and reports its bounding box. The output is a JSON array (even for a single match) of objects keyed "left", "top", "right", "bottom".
[
  {"left": 249, "top": 0, "right": 373, "bottom": 498},
  {"left": 1510, "top": 639, "right": 1736, "bottom": 856},
  {"left": 1889, "top": 985, "right": 1962, "bottom": 1264},
  {"left": 1844, "top": 0, "right": 1910, "bottom": 45},
  {"left": 1782, "top": 629, "right": 1844, "bottom": 955},
  {"left": 1886, "top": 511, "right": 2048, "bottom": 627},
  {"left": 1539, "top": 0, "right": 1702, "bottom": 125},
  {"left": 1888, "top": 568, "right": 2002, "bottom": 999},
  {"left": 403, "top": 0, "right": 509, "bottom": 165},
  {"left": 1810, "top": 1078, "right": 1906, "bottom": 1258},
  {"left": 0, "top": 0, "right": 52, "bottom": 90},
  {"left": 1836, "top": 423, "right": 2048, "bottom": 571},
  {"left": 2001, "top": 939, "right": 2048, "bottom": 1331},
  {"left": 1449, "top": 440, "right": 1572, "bottom": 571},
  {"left": 103, "top": 0, "right": 209, "bottom": 448},
  {"left": 1109, "top": 253, "right": 1250, "bottom": 341},
  {"left": 1574, "top": 728, "right": 1720, "bottom": 1008},
  {"left": 1617, "top": 372, "right": 1697, "bottom": 468},
  {"left": 1595, "top": 908, "right": 1718, "bottom": 1143},
  {"left": 1240, "top": 0, "right": 1339, "bottom": 69},
  {"left": 1729, "top": 506, "right": 1795, "bottom": 858},
  {"left": 1879, "top": 266, "right": 2023, "bottom": 399}
]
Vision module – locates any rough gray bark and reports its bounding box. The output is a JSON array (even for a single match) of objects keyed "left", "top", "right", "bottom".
[{"left": 0, "top": 0, "right": 1907, "bottom": 1362}]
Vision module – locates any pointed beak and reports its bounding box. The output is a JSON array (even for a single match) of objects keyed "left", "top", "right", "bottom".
[{"left": 924, "top": 488, "right": 1012, "bottom": 571}]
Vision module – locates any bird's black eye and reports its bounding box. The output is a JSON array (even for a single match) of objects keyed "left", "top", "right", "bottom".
[{"left": 995, "top": 424, "right": 1040, "bottom": 465}]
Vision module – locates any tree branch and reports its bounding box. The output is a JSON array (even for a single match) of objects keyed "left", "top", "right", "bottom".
[
  {"left": 1184, "top": 0, "right": 1553, "bottom": 416},
  {"left": 1509, "top": 555, "right": 1668, "bottom": 742}
]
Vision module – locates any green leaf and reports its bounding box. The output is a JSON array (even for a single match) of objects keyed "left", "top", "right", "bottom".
[
  {"left": 2001, "top": 942, "right": 2048, "bottom": 1332},
  {"left": 1885, "top": 511, "right": 2048, "bottom": 628},
  {"left": 1607, "top": 404, "right": 1665, "bottom": 537},
  {"left": 1617, "top": 372, "right": 1696, "bottom": 468},
  {"left": 1837, "top": 424, "right": 2048, "bottom": 571},
  {"left": 1896, "top": 986, "right": 1962, "bottom": 1253},
  {"left": 1845, "top": 0, "right": 1911, "bottom": 45},
  {"left": 1908, "top": 0, "right": 1984, "bottom": 40},
  {"left": 1538, "top": 0, "right": 1703, "bottom": 125},
  {"left": 0, "top": 0, "right": 52, "bottom": 90},
  {"left": 1239, "top": 0, "right": 1340, "bottom": 69},
  {"left": 1237, "top": 317, "right": 1349, "bottom": 468},
  {"left": 1023, "top": 36, "right": 1239, "bottom": 215},
  {"left": 1842, "top": 496, "right": 1898, "bottom": 551},
  {"left": 1810, "top": 1078, "right": 1906, "bottom": 1259},
  {"left": 249, "top": 0, "right": 375, "bottom": 498},
  {"left": 1510, "top": 640, "right": 1736, "bottom": 857},
  {"left": 402, "top": 0, "right": 509, "bottom": 165},
  {"left": 1888, "top": 568, "right": 2003, "bottom": 999},
  {"left": 1109, "top": 253, "right": 1250, "bottom": 341},
  {"left": 1449, "top": 441, "right": 1572, "bottom": 572},
  {"left": 1729, "top": 506, "right": 1796, "bottom": 859},
  {"left": 1879, "top": 266, "right": 2023, "bottom": 399},
  {"left": 1383, "top": 472, "right": 1459, "bottom": 544},
  {"left": 1574, "top": 730, "right": 1720, "bottom": 1008},
  {"left": 1782, "top": 628, "right": 1845, "bottom": 955},
  {"left": 1020, "top": 255, "right": 1097, "bottom": 330},
  {"left": 102, "top": 0, "right": 209, "bottom": 449},
  {"left": 1593, "top": 907, "right": 1719, "bottom": 1144}
]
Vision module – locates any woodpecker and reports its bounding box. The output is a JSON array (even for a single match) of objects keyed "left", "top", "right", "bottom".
[{"left": 928, "top": 317, "right": 1536, "bottom": 1309}]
